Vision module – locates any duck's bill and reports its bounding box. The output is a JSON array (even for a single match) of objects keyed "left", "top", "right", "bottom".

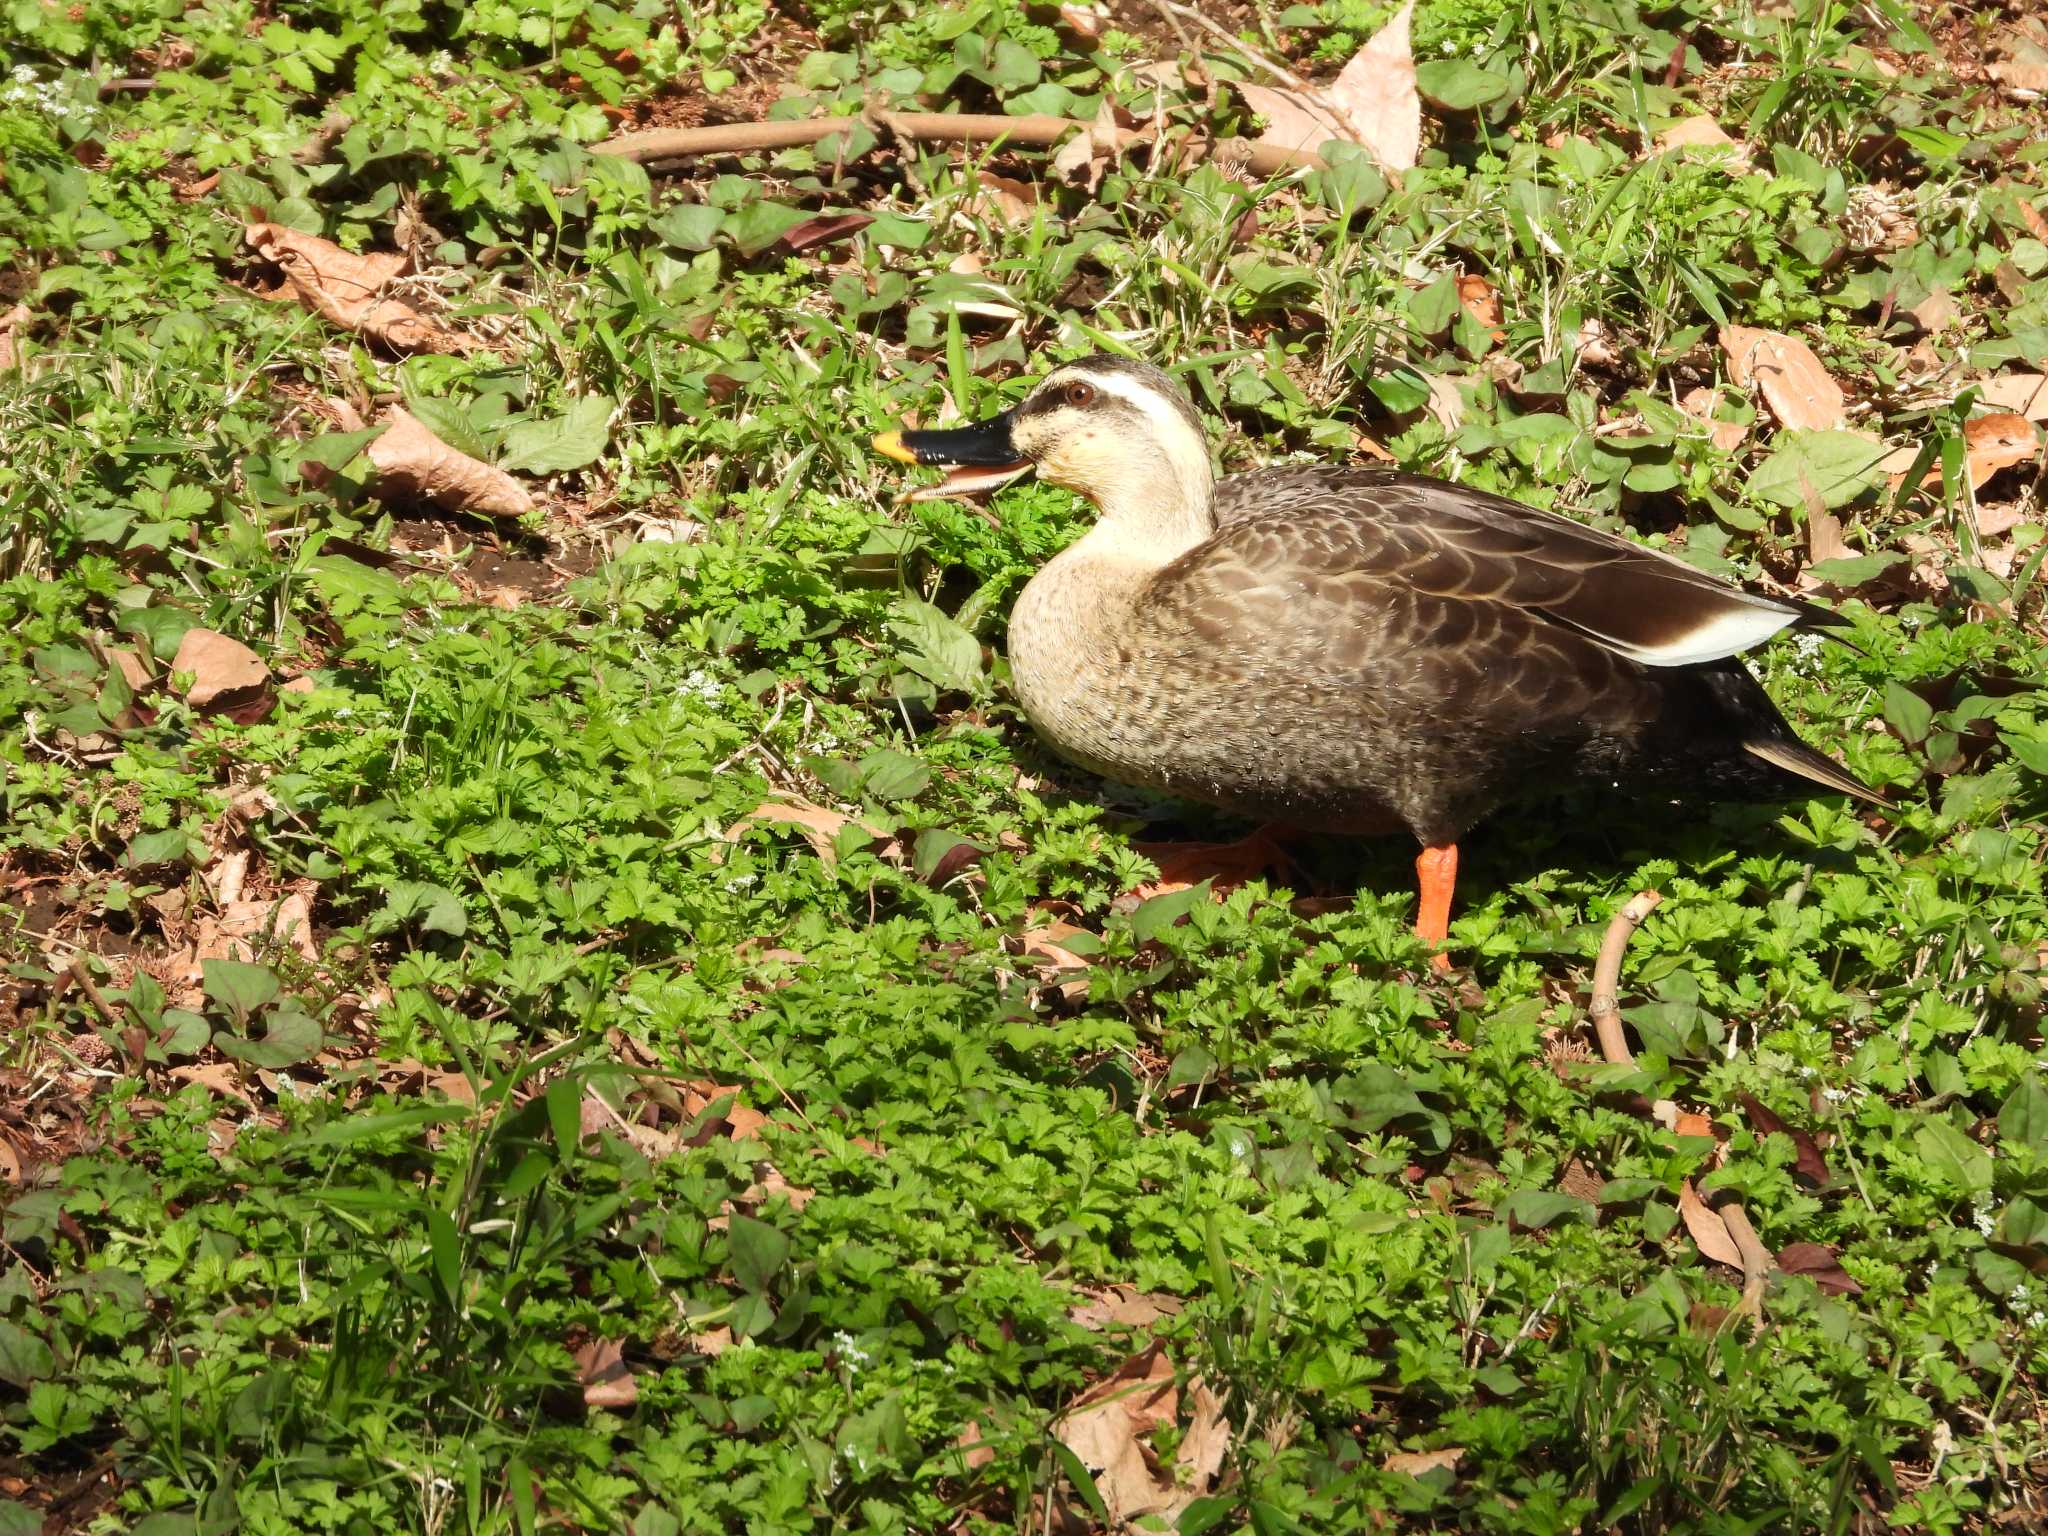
[{"left": 872, "top": 414, "right": 1033, "bottom": 503}]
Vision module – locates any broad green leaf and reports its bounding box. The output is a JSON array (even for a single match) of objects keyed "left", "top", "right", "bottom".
[
  {"left": 0, "top": 1319, "right": 54, "bottom": 1388},
  {"left": 1999, "top": 1076, "right": 2048, "bottom": 1149},
  {"left": 202, "top": 958, "right": 280, "bottom": 1019},
  {"left": 723, "top": 200, "right": 810, "bottom": 257},
  {"left": 888, "top": 599, "right": 984, "bottom": 694},
  {"left": 400, "top": 396, "right": 488, "bottom": 462},
  {"left": 374, "top": 881, "right": 468, "bottom": 938},
  {"left": 1129, "top": 882, "right": 1211, "bottom": 944},
  {"left": 427, "top": 1208, "right": 462, "bottom": 1303},
  {"left": 1416, "top": 58, "right": 1514, "bottom": 110},
  {"left": 214, "top": 1004, "right": 321, "bottom": 1068},
  {"left": 859, "top": 748, "right": 930, "bottom": 801},
  {"left": 1804, "top": 551, "right": 1902, "bottom": 588},
  {"left": 1883, "top": 681, "right": 1934, "bottom": 744},
  {"left": 1499, "top": 1189, "right": 1593, "bottom": 1229},
  {"left": 727, "top": 1213, "right": 790, "bottom": 1293},
  {"left": 651, "top": 202, "right": 725, "bottom": 251},
  {"left": 1749, "top": 431, "right": 1887, "bottom": 509},
  {"left": 547, "top": 1075, "right": 583, "bottom": 1161},
  {"left": 1914, "top": 1117, "right": 1993, "bottom": 1195},
  {"left": 498, "top": 396, "right": 613, "bottom": 476},
  {"left": 0, "top": 1500, "right": 40, "bottom": 1536}
]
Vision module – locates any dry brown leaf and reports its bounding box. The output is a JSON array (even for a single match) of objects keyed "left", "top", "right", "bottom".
[
  {"left": 1558, "top": 1157, "right": 1605, "bottom": 1204},
  {"left": 366, "top": 406, "right": 534, "bottom": 520},
  {"left": 1720, "top": 325, "right": 1846, "bottom": 431},
  {"left": 575, "top": 1337, "right": 638, "bottom": 1410},
  {"left": 1777, "top": 1241, "right": 1863, "bottom": 1295},
  {"left": 1055, "top": 1346, "right": 1227, "bottom": 1525},
  {"left": 245, "top": 223, "right": 472, "bottom": 354},
  {"left": 1805, "top": 506, "right": 1851, "bottom": 568},
  {"left": 1652, "top": 114, "right": 1751, "bottom": 167},
  {"left": 1963, "top": 413, "right": 2043, "bottom": 489},
  {"left": 0, "top": 1136, "right": 21, "bottom": 1186},
  {"left": 1457, "top": 273, "right": 1505, "bottom": 338},
  {"left": 1384, "top": 1446, "right": 1466, "bottom": 1478},
  {"left": 1058, "top": 3, "right": 1107, "bottom": 39},
  {"left": 1424, "top": 372, "right": 1465, "bottom": 433},
  {"left": 1678, "top": 386, "right": 1748, "bottom": 452},
  {"left": 0, "top": 304, "right": 28, "bottom": 371},
  {"left": 1069, "top": 1284, "right": 1184, "bottom": 1331},
  {"left": 1051, "top": 98, "right": 1132, "bottom": 193},
  {"left": 1673, "top": 1109, "right": 1715, "bottom": 1139},
  {"left": 1241, "top": 1, "right": 1418, "bottom": 173},
  {"left": 1989, "top": 38, "right": 2048, "bottom": 95},
  {"left": 1978, "top": 374, "right": 2048, "bottom": 421},
  {"left": 969, "top": 171, "right": 1038, "bottom": 229},
  {"left": 169, "top": 1062, "right": 258, "bottom": 1108},
  {"left": 685, "top": 1325, "right": 732, "bottom": 1357},
  {"left": 191, "top": 889, "right": 320, "bottom": 970},
  {"left": 726, "top": 798, "right": 876, "bottom": 865},
  {"left": 1909, "top": 288, "right": 1958, "bottom": 333},
  {"left": 956, "top": 1419, "right": 997, "bottom": 1471},
  {"left": 172, "top": 628, "right": 269, "bottom": 709},
  {"left": 1679, "top": 1180, "right": 1743, "bottom": 1268}
]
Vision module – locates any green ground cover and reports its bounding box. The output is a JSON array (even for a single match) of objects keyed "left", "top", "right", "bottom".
[{"left": 2, "top": 0, "right": 2047, "bottom": 1530}]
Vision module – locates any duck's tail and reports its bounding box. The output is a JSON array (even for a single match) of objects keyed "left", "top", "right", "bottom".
[{"left": 1742, "top": 736, "right": 1890, "bottom": 807}]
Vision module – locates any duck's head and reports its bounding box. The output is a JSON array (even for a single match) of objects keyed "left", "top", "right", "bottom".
[{"left": 873, "top": 355, "right": 1213, "bottom": 523}]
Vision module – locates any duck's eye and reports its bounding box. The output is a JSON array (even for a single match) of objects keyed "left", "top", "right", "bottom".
[{"left": 1063, "top": 380, "right": 1097, "bottom": 408}]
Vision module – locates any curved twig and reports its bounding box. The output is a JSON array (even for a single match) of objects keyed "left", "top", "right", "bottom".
[
  {"left": 1587, "top": 889, "right": 1661, "bottom": 1067},
  {"left": 592, "top": 110, "right": 1324, "bottom": 179},
  {"left": 1716, "top": 1197, "right": 1775, "bottom": 1316}
]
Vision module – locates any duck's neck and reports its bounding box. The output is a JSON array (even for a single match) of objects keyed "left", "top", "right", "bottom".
[{"left": 1065, "top": 442, "right": 1217, "bottom": 573}]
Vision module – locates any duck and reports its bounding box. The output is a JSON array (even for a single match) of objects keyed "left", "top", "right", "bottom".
[{"left": 872, "top": 353, "right": 1883, "bottom": 968}]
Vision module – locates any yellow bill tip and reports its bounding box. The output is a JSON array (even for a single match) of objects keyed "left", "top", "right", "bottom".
[{"left": 871, "top": 429, "right": 917, "bottom": 464}]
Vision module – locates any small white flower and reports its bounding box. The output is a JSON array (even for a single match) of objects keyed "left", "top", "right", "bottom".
[
  {"left": 679, "top": 668, "right": 722, "bottom": 702},
  {"left": 832, "top": 1330, "right": 870, "bottom": 1369},
  {"left": 1822, "top": 1087, "right": 1845, "bottom": 1104}
]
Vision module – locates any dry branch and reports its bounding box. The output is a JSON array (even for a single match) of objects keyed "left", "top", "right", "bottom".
[
  {"left": 1717, "top": 1198, "right": 1776, "bottom": 1316},
  {"left": 592, "top": 110, "right": 1324, "bottom": 179},
  {"left": 1587, "top": 889, "right": 1662, "bottom": 1066}
]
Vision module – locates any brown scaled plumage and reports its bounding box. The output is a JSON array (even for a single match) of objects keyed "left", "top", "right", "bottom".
[{"left": 873, "top": 354, "right": 1883, "bottom": 968}]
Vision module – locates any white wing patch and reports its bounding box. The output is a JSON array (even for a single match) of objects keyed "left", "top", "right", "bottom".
[{"left": 1577, "top": 592, "right": 1801, "bottom": 668}]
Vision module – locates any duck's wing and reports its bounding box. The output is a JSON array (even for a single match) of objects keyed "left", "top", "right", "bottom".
[{"left": 1197, "top": 467, "right": 1843, "bottom": 668}]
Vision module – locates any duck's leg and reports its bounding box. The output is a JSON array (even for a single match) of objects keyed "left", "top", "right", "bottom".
[{"left": 1413, "top": 843, "right": 1458, "bottom": 972}]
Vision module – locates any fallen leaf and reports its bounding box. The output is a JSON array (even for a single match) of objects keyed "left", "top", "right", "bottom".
[
  {"left": 968, "top": 171, "right": 1037, "bottom": 229},
  {"left": 1127, "top": 831, "right": 1293, "bottom": 902},
  {"left": 1652, "top": 114, "right": 1752, "bottom": 167},
  {"left": 1736, "top": 1092, "right": 1831, "bottom": 1186},
  {"left": 1069, "top": 1284, "right": 1184, "bottom": 1331},
  {"left": 0, "top": 1136, "right": 20, "bottom": 1186},
  {"left": 1989, "top": 38, "right": 2048, "bottom": 95},
  {"left": 1052, "top": 98, "right": 1136, "bottom": 194},
  {"left": 1383, "top": 1446, "right": 1465, "bottom": 1478},
  {"left": 685, "top": 1325, "right": 732, "bottom": 1357},
  {"left": 778, "top": 212, "right": 873, "bottom": 253},
  {"left": 956, "top": 1419, "right": 996, "bottom": 1471},
  {"left": 1908, "top": 288, "right": 1958, "bottom": 333},
  {"left": 245, "top": 223, "right": 471, "bottom": 354},
  {"left": 1679, "top": 386, "right": 1749, "bottom": 452},
  {"left": 104, "top": 646, "right": 153, "bottom": 692},
  {"left": 190, "top": 888, "right": 320, "bottom": 972},
  {"left": 1424, "top": 372, "right": 1465, "bottom": 433},
  {"left": 0, "top": 304, "right": 28, "bottom": 370},
  {"left": 1457, "top": 273, "right": 1505, "bottom": 338},
  {"left": 366, "top": 406, "right": 534, "bottom": 520},
  {"left": 1962, "top": 413, "right": 2042, "bottom": 490},
  {"left": 1678, "top": 1180, "right": 1743, "bottom": 1269},
  {"left": 1721, "top": 325, "right": 1847, "bottom": 431},
  {"left": 172, "top": 628, "right": 269, "bottom": 710},
  {"left": 1672, "top": 1109, "right": 1716, "bottom": 1140},
  {"left": 169, "top": 1062, "right": 258, "bottom": 1108},
  {"left": 1058, "top": 2, "right": 1107, "bottom": 38},
  {"left": 1241, "top": 1, "right": 1418, "bottom": 173},
  {"left": 726, "top": 798, "right": 881, "bottom": 865},
  {"left": 575, "top": 1337, "right": 638, "bottom": 1410},
  {"left": 1978, "top": 374, "right": 2048, "bottom": 421},
  {"left": 1777, "top": 1241, "right": 1862, "bottom": 1295},
  {"left": 1055, "top": 1346, "right": 1227, "bottom": 1524},
  {"left": 1558, "top": 1157, "right": 1605, "bottom": 1203}
]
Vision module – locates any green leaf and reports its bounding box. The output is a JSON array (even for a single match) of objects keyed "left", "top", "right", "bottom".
[
  {"left": 2004, "top": 732, "right": 2048, "bottom": 775},
  {"left": 214, "top": 1004, "right": 321, "bottom": 1068},
  {"left": 400, "top": 396, "right": 488, "bottom": 462},
  {"left": 727, "top": 1213, "right": 790, "bottom": 1293},
  {"left": 304, "top": 553, "right": 405, "bottom": 615},
  {"left": 1998, "top": 1076, "right": 2048, "bottom": 1149},
  {"left": 202, "top": 958, "right": 280, "bottom": 1019},
  {"left": 1749, "top": 431, "right": 1888, "bottom": 509},
  {"left": 427, "top": 1208, "right": 462, "bottom": 1303},
  {"left": 0, "top": 1500, "right": 42, "bottom": 1536},
  {"left": 547, "top": 1075, "right": 583, "bottom": 1161},
  {"left": 724, "top": 200, "right": 810, "bottom": 258},
  {"left": 374, "top": 881, "right": 468, "bottom": 938},
  {"left": 1914, "top": 1118, "right": 1993, "bottom": 1195},
  {"left": 1129, "top": 882, "right": 1211, "bottom": 944},
  {"left": 1407, "top": 273, "right": 1460, "bottom": 337},
  {"left": 888, "top": 599, "right": 984, "bottom": 694},
  {"left": 858, "top": 748, "right": 930, "bottom": 801},
  {"left": 1883, "top": 681, "right": 1935, "bottom": 744},
  {"left": 1416, "top": 59, "right": 1513, "bottom": 110},
  {"left": 1499, "top": 1189, "right": 1593, "bottom": 1228},
  {"left": 1804, "top": 551, "right": 1902, "bottom": 588},
  {"left": 125, "top": 827, "right": 193, "bottom": 868},
  {"left": 650, "top": 202, "right": 725, "bottom": 251},
  {"left": 1165, "top": 1044, "right": 1216, "bottom": 1093},
  {"left": 0, "top": 1319, "right": 55, "bottom": 1388},
  {"left": 498, "top": 396, "right": 614, "bottom": 476}
]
